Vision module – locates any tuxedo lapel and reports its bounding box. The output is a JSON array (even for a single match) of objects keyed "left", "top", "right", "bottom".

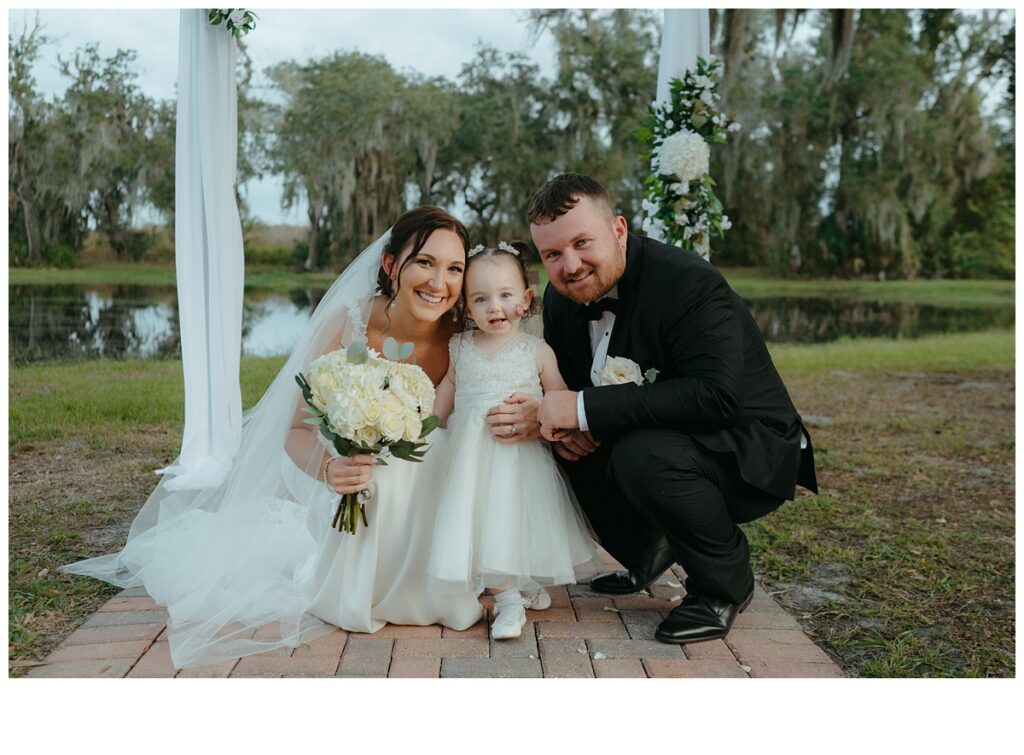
[{"left": 605, "top": 235, "right": 644, "bottom": 360}]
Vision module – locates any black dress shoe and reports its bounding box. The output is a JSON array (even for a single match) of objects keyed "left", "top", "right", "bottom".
[
  {"left": 590, "top": 540, "right": 676, "bottom": 595},
  {"left": 653, "top": 587, "right": 754, "bottom": 644}
]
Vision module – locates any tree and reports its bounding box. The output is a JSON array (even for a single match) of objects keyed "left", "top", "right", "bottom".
[{"left": 441, "top": 46, "right": 556, "bottom": 241}]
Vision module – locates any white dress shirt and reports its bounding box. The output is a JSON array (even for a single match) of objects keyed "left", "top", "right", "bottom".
[{"left": 575, "top": 286, "right": 617, "bottom": 432}]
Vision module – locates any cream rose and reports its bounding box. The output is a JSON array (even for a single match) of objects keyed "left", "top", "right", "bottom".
[{"left": 379, "top": 413, "right": 406, "bottom": 442}]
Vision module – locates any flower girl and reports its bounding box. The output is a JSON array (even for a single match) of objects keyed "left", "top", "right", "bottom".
[{"left": 427, "top": 241, "right": 595, "bottom": 639}]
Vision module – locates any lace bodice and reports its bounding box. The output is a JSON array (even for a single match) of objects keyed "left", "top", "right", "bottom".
[{"left": 449, "top": 331, "right": 543, "bottom": 411}]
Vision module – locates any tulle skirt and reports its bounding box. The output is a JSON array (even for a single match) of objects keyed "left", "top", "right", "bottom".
[{"left": 426, "top": 401, "right": 596, "bottom": 595}]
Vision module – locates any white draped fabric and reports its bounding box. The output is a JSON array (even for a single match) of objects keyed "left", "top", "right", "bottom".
[
  {"left": 157, "top": 10, "right": 245, "bottom": 491},
  {"left": 650, "top": 9, "right": 711, "bottom": 245},
  {"left": 656, "top": 8, "right": 711, "bottom": 105}
]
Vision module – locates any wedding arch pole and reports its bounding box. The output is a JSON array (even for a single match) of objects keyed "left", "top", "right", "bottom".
[
  {"left": 156, "top": 9, "right": 244, "bottom": 490},
  {"left": 649, "top": 8, "right": 711, "bottom": 243}
]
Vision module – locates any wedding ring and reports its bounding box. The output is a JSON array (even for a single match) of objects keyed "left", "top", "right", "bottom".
[{"left": 510, "top": 424, "right": 517, "bottom": 434}]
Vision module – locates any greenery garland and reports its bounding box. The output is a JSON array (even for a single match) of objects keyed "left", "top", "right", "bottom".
[
  {"left": 208, "top": 9, "right": 258, "bottom": 39},
  {"left": 638, "top": 56, "right": 739, "bottom": 260}
]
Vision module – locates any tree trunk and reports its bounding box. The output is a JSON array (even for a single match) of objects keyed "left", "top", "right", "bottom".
[
  {"left": 721, "top": 10, "right": 748, "bottom": 92},
  {"left": 827, "top": 10, "right": 857, "bottom": 87},
  {"left": 304, "top": 200, "right": 321, "bottom": 271},
  {"left": 19, "top": 195, "right": 42, "bottom": 265}
]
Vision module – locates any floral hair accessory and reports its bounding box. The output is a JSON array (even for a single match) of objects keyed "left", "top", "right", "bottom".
[{"left": 468, "top": 241, "right": 521, "bottom": 258}]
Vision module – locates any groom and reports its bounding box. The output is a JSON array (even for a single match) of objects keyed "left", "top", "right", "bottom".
[{"left": 530, "top": 173, "right": 817, "bottom": 644}]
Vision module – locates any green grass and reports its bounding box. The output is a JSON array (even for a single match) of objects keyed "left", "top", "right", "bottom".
[
  {"left": 720, "top": 268, "right": 1014, "bottom": 306},
  {"left": 7, "top": 265, "right": 337, "bottom": 291},
  {"left": 770, "top": 329, "right": 1014, "bottom": 373},
  {"left": 9, "top": 356, "right": 286, "bottom": 449}
]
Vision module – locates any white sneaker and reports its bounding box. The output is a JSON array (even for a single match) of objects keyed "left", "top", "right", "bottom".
[
  {"left": 490, "top": 601, "right": 527, "bottom": 640},
  {"left": 525, "top": 588, "right": 551, "bottom": 611}
]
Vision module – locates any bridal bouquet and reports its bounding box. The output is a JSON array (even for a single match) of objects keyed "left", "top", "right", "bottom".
[{"left": 296, "top": 337, "right": 439, "bottom": 534}]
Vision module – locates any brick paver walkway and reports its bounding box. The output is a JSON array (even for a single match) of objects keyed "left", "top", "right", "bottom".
[{"left": 26, "top": 548, "right": 843, "bottom": 678}]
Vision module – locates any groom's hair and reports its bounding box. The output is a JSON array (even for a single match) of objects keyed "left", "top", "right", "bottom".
[{"left": 527, "top": 173, "right": 614, "bottom": 224}]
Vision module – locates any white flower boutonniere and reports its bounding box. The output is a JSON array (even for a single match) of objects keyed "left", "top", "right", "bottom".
[{"left": 597, "top": 356, "right": 659, "bottom": 387}]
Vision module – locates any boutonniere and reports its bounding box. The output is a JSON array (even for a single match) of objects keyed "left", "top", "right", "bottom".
[{"left": 596, "top": 356, "right": 659, "bottom": 387}]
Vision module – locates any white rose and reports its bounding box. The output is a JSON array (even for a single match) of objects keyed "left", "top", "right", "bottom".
[
  {"left": 380, "top": 413, "right": 406, "bottom": 443},
  {"left": 597, "top": 356, "right": 644, "bottom": 387},
  {"left": 355, "top": 425, "right": 379, "bottom": 449},
  {"left": 361, "top": 396, "right": 383, "bottom": 425},
  {"left": 403, "top": 415, "right": 422, "bottom": 442}
]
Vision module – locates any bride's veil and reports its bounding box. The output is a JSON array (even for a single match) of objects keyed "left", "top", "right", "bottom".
[{"left": 61, "top": 231, "right": 392, "bottom": 668}]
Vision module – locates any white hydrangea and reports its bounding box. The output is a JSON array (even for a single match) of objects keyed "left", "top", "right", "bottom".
[{"left": 656, "top": 129, "right": 710, "bottom": 183}]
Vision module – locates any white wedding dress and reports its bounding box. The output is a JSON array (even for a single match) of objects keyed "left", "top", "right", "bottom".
[
  {"left": 304, "top": 425, "right": 483, "bottom": 633},
  {"left": 60, "top": 231, "right": 481, "bottom": 668}
]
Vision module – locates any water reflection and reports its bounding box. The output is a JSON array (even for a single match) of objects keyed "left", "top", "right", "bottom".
[
  {"left": 745, "top": 297, "right": 1014, "bottom": 343},
  {"left": 7, "top": 284, "right": 1015, "bottom": 363},
  {"left": 8, "top": 284, "right": 327, "bottom": 364}
]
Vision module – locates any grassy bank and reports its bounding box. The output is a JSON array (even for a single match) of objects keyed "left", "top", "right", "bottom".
[
  {"left": 722, "top": 269, "right": 1014, "bottom": 306},
  {"left": 9, "top": 263, "right": 1015, "bottom": 307},
  {"left": 8, "top": 265, "right": 337, "bottom": 291},
  {"left": 8, "top": 329, "right": 1015, "bottom": 676}
]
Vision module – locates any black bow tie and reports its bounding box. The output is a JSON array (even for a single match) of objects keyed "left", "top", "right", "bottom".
[{"left": 575, "top": 297, "right": 618, "bottom": 321}]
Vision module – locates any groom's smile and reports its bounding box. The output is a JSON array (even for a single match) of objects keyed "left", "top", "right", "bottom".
[{"left": 530, "top": 195, "right": 628, "bottom": 305}]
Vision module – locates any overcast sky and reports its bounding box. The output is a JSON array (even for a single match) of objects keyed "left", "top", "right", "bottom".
[{"left": 8, "top": 5, "right": 566, "bottom": 225}]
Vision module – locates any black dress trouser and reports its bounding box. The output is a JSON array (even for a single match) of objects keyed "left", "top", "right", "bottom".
[{"left": 556, "top": 428, "right": 786, "bottom": 606}]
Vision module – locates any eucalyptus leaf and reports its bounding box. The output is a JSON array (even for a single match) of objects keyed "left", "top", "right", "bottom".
[
  {"left": 346, "top": 341, "right": 369, "bottom": 364},
  {"left": 382, "top": 336, "right": 399, "bottom": 361},
  {"left": 398, "top": 341, "right": 414, "bottom": 360},
  {"left": 420, "top": 415, "right": 440, "bottom": 437},
  {"left": 644, "top": 368, "right": 660, "bottom": 384},
  {"left": 302, "top": 417, "right": 321, "bottom": 425}
]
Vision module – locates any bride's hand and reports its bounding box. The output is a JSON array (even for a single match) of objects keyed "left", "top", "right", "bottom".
[
  {"left": 485, "top": 393, "right": 541, "bottom": 444},
  {"left": 326, "top": 454, "right": 374, "bottom": 494}
]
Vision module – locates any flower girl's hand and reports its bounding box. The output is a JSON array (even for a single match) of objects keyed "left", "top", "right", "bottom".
[{"left": 327, "top": 455, "right": 374, "bottom": 494}]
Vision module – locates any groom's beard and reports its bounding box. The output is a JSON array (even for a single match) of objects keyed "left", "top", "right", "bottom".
[{"left": 555, "top": 262, "right": 624, "bottom": 304}]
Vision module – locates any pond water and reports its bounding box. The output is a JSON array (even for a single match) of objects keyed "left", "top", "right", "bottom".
[{"left": 7, "top": 284, "right": 1014, "bottom": 363}]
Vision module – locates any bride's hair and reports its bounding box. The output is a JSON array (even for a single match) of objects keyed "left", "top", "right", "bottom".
[
  {"left": 376, "top": 206, "right": 470, "bottom": 307},
  {"left": 462, "top": 241, "right": 541, "bottom": 325}
]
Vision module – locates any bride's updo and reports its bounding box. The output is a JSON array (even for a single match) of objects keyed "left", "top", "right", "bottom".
[{"left": 376, "top": 206, "right": 470, "bottom": 304}]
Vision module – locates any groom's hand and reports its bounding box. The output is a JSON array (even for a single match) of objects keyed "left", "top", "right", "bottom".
[
  {"left": 552, "top": 430, "right": 600, "bottom": 461},
  {"left": 538, "top": 390, "right": 580, "bottom": 441},
  {"left": 486, "top": 393, "right": 540, "bottom": 443}
]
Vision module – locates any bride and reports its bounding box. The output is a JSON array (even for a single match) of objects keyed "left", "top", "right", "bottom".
[{"left": 61, "top": 206, "right": 540, "bottom": 669}]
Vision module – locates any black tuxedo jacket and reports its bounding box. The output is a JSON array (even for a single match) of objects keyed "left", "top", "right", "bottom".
[{"left": 542, "top": 233, "right": 818, "bottom": 501}]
